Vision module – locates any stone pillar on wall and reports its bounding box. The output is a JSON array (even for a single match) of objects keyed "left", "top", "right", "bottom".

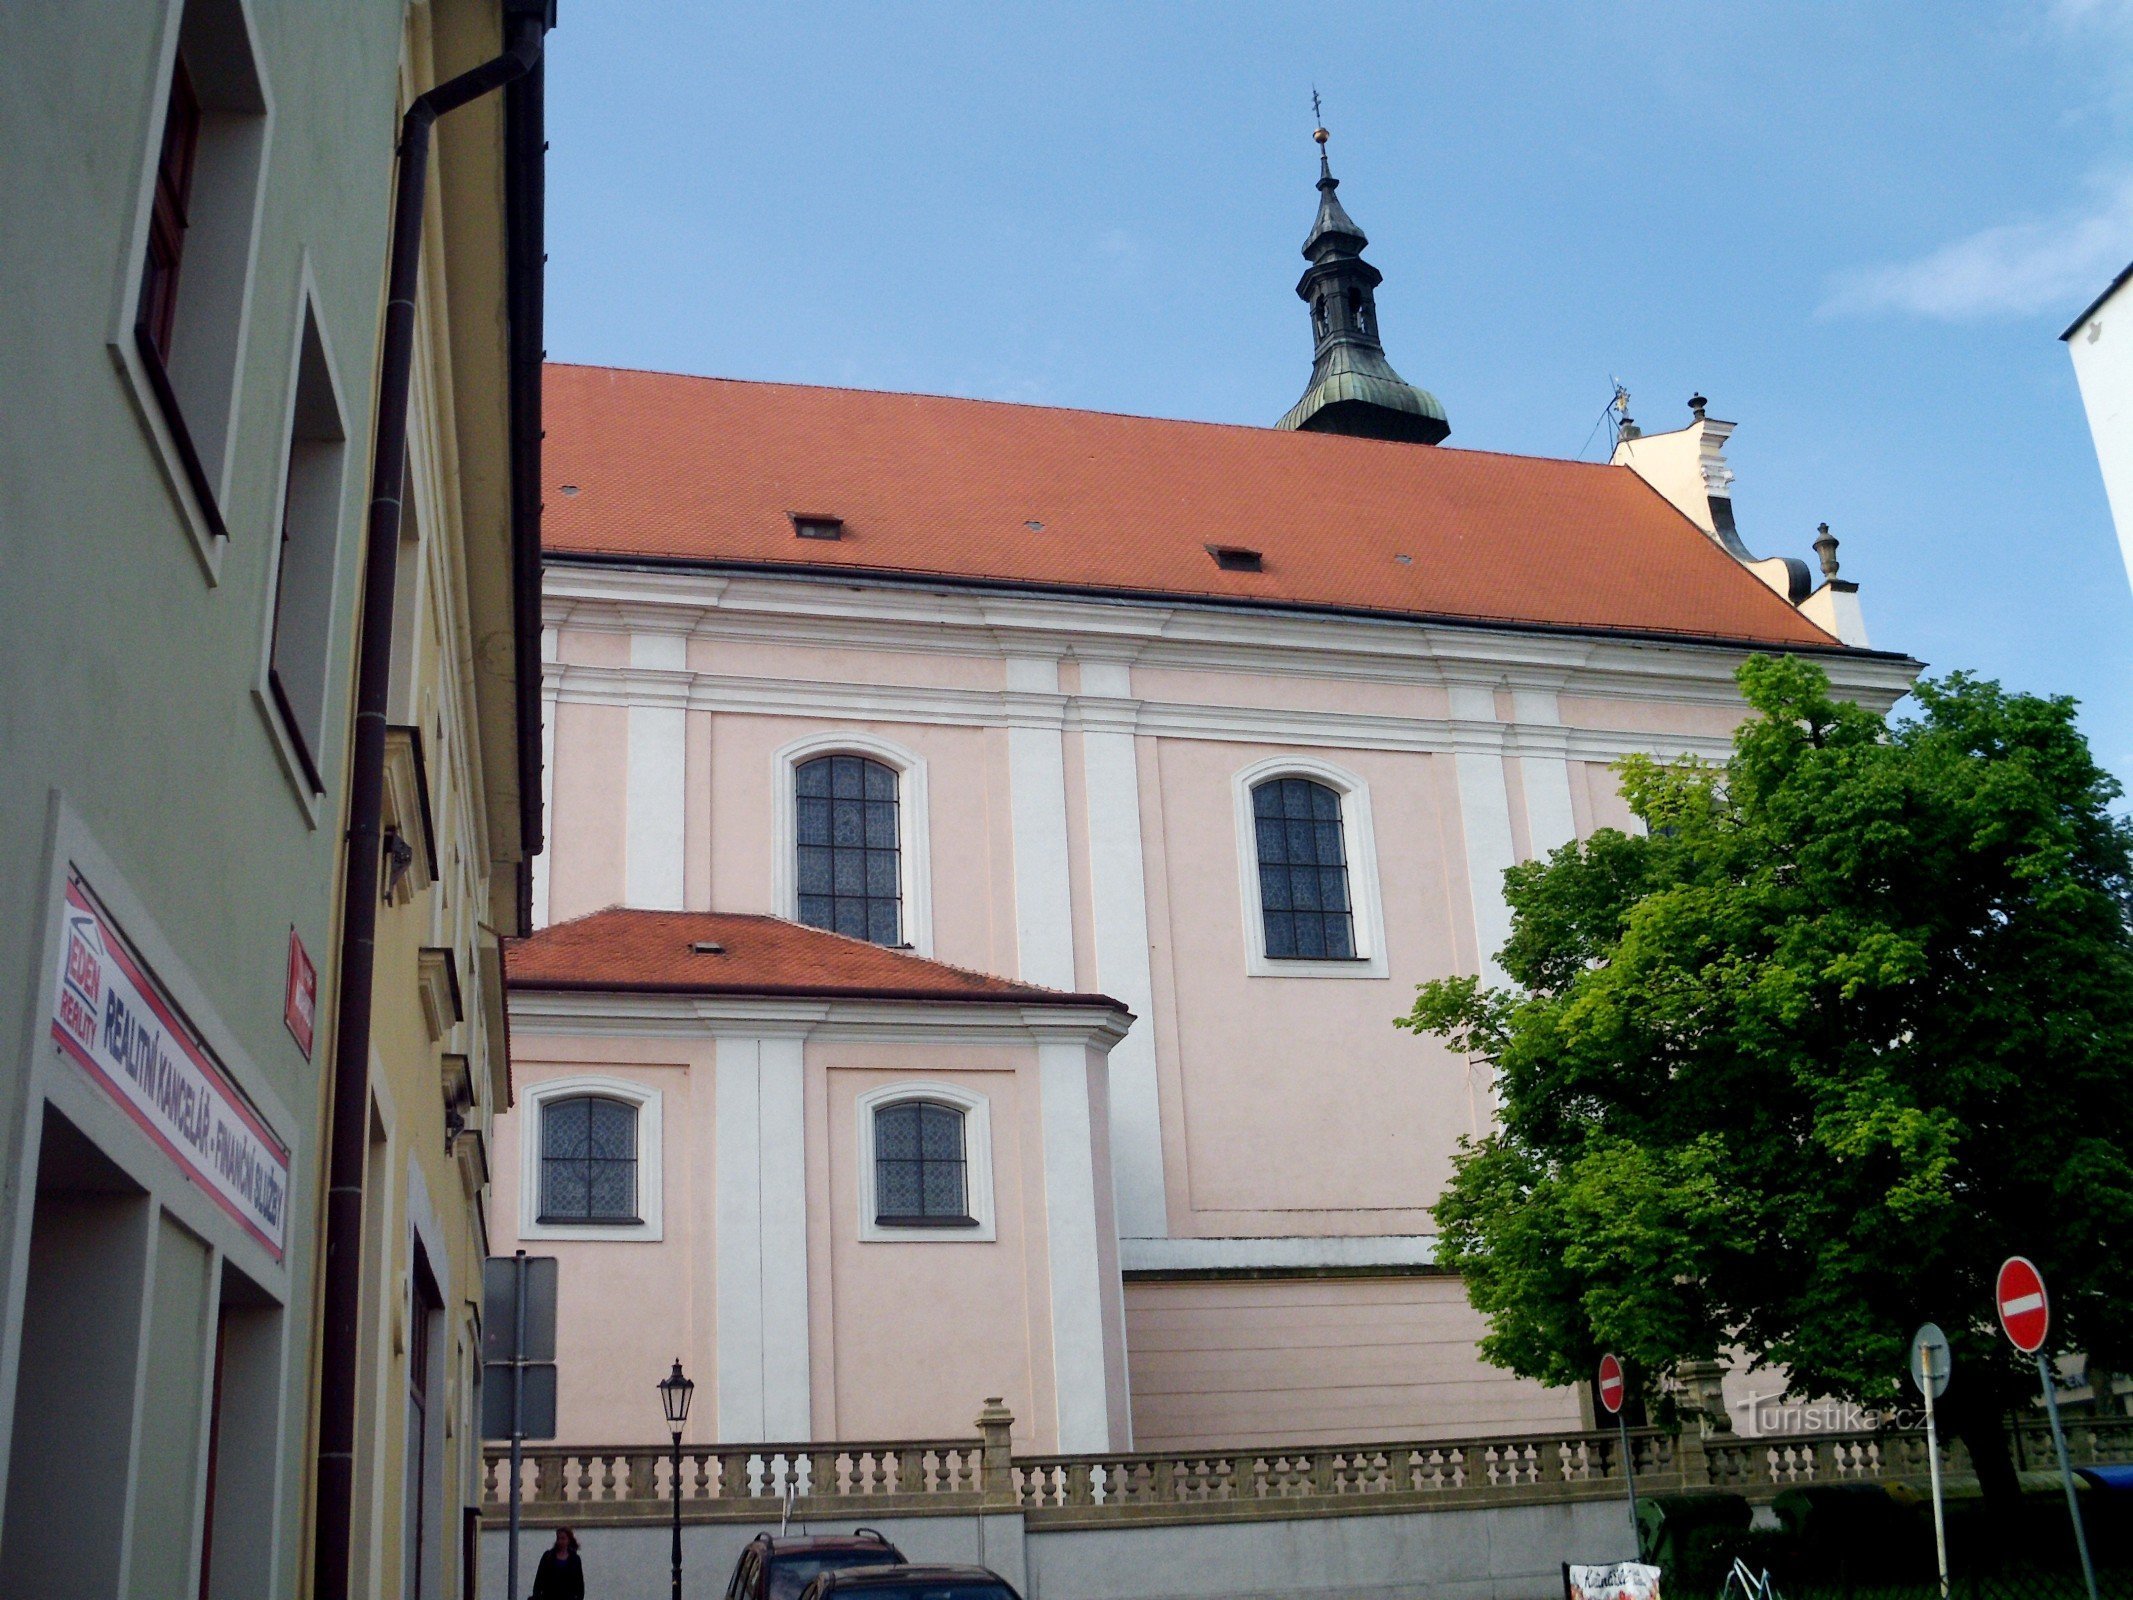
[
  {"left": 1006, "top": 656, "right": 1076, "bottom": 989},
  {"left": 713, "top": 1034, "right": 811, "bottom": 1441},
  {"left": 1076, "top": 660, "right": 1166, "bottom": 1243},
  {"left": 1037, "top": 1038, "right": 1129, "bottom": 1452},
  {"left": 1449, "top": 682, "right": 1518, "bottom": 986},
  {"left": 625, "top": 630, "right": 688, "bottom": 911}
]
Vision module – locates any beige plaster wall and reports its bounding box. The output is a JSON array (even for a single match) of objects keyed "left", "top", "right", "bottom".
[{"left": 1124, "top": 1277, "right": 1581, "bottom": 1450}]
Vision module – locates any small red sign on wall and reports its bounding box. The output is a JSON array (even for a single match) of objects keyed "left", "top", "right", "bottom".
[{"left": 285, "top": 929, "right": 317, "bottom": 1060}]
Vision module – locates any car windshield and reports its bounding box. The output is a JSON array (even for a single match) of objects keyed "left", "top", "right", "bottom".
[
  {"left": 767, "top": 1551, "right": 903, "bottom": 1600},
  {"left": 838, "top": 1586, "right": 1015, "bottom": 1600}
]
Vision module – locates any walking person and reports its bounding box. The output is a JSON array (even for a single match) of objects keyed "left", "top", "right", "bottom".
[{"left": 531, "top": 1528, "right": 585, "bottom": 1600}]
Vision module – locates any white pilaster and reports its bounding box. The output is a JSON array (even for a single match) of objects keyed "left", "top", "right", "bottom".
[
  {"left": 531, "top": 626, "right": 559, "bottom": 927},
  {"left": 1078, "top": 662, "right": 1166, "bottom": 1240},
  {"left": 1006, "top": 657, "right": 1076, "bottom": 989},
  {"left": 1511, "top": 689, "right": 1578, "bottom": 859},
  {"left": 756, "top": 1038, "right": 811, "bottom": 1438},
  {"left": 625, "top": 632, "right": 687, "bottom": 911},
  {"left": 1450, "top": 684, "right": 1518, "bottom": 987},
  {"left": 714, "top": 1036, "right": 813, "bottom": 1441},
  {"left": 1038, "top": 1040, "right": 1120, "bottom": 1451}
]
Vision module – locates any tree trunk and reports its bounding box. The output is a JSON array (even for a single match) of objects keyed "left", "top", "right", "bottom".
[{"left": 1942, "top": 1378, "right": 2021, "bottom": 1567}]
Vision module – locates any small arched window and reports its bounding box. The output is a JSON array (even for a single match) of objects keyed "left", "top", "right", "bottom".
[
  {"left": 1251, "top": 776, "right": 1356, "bottom": 960},
  {"left": 539, "top": 1094, "right": 639, "bottom": 1224},
  {"left": 796, "top": 754, "right": 902, "bottom": 945},
  {"left": 1313, "top": 295, "right": 1329, "bottom": 338},
  {"left": 871, "top": 1100, "right": 972, "bottom": 1226}
]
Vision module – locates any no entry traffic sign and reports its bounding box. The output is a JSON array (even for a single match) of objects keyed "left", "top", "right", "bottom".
[
  {"left": 1997, "top": 1256, "right": 2051, "bottom": 1354},
  {"left": 1597, "top": 1353, "right": 1626, "bottom": 1415}
]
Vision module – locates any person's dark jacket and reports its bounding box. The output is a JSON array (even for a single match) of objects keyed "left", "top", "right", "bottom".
[{"left": 531, "top": 1547, "right": 585, "bottom": 1600}]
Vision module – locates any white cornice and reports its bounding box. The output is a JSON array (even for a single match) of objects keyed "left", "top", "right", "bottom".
[
  {"left": 542, "top": 563, "right": 1919, "bottom": 715},
  {"left": 509, "top": 988, "right": 1133, "bottom": 1047},
  {"left": 547, "top": 660, "right": 1749, "bottom": 762}
]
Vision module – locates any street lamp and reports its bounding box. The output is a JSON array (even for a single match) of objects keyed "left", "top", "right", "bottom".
[{"left": 657, "top": 1358, "right": 695, "bottom": 1600}]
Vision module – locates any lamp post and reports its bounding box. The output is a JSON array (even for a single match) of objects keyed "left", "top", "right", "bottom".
[{"left": 657, "top": 1358, "right": 695, "bottom": 1600}]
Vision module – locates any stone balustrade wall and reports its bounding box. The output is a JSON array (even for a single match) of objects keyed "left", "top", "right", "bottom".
[{"left": 482, "top": 1410, "right": 2133, "bottom": 1532}]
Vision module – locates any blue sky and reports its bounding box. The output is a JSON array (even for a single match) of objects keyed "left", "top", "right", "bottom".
[{"left": 545, "top": 3, "right": 2133, "bottom": 788}]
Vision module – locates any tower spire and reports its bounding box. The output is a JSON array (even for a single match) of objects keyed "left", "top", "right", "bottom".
[{"left": 1276, "top": 113, "right": 1447, "bottom": 445}]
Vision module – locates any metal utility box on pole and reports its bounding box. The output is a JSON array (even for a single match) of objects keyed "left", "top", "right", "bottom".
[{"left": 484, "top": 1253, "right": 559, "bottom": 1600}]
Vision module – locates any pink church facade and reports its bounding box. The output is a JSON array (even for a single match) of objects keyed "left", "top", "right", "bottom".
[
  {"left": 493, "top": 359, "right": 1914, "bottom": 1455},
  {"left": 498, "top": 143, "right": 1912, "bottom": 1453}
]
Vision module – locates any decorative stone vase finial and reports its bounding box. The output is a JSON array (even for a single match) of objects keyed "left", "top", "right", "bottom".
[{"left": 1814, "top": 521, "right": 1840, "bottom": 581}]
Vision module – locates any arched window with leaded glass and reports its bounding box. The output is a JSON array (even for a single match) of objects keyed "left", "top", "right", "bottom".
[
  {"left": 870, "top": 1099, "right": 972, "bottom": 1227},
  {"left": 795, "top": 753, "right": 902, "bottom": 946},
  {"left": 1251, "top": 775, "right": 1356, "bottom": 960},
  {"left": 538, "top": 1094, "right": 639, "bottom": 1224}
]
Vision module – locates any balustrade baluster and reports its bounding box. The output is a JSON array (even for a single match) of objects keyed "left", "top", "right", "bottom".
[{"left": 810, "top": 1449, "right": 840, "bottom": 1501}]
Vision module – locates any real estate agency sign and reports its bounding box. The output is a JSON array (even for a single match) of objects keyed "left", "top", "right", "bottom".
[{"left": 49, "top": 873, "right": 290, "bottom": 1260}]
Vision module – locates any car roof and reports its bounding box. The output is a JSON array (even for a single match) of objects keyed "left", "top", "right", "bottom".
[
  {"left": 753, "top": 1534, "right": 900, "bottom": 1556},
  {"left": 818, "top": 1566, "right": 1009, "bottom": 1587}
]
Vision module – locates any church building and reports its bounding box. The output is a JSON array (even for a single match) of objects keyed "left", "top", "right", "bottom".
[{"left": 495, "top": 134, "right": 1914, "bottom": 1454}]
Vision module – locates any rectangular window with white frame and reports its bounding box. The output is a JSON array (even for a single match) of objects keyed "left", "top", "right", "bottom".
[
  {"left": 122, "top": 0, "right": 272, "bottom": 562},
  {"left": 258, "top": 296, "right": 347, "bottom": 801}
]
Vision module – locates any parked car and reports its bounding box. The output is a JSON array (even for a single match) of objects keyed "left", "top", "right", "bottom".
[
  {"left": 796, "top": 1563, "right": 1025, "bottom": 1600},
  {"left": 724, "top": 1530, "right": 908, "bottom": 1600}
]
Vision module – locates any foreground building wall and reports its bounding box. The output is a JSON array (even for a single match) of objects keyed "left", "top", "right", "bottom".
[{"left": 0, "top": 2, "right": 539, "bottom": 1594}]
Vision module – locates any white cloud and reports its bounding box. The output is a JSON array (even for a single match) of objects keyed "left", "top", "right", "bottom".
[{"left": 1821, "top": 172, "right": 2133, "bottom": 321}]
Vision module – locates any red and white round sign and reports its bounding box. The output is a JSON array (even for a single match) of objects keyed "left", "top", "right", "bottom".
[
  {"left": 1596, "top": 1352, "right": 1626, "bottom": 1415},
  {"left": 1996, "top": 1256, "right": 2050, "bottom": 1354}
]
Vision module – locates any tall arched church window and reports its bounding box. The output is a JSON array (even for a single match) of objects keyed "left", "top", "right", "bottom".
[
  {"left": 796, "top": 754, "right": 902, "bottom": 945},
  {"left": 539, "top": 1094, "right": 639, "bottom": 1223},
  {"left": 872, "top": 1099, "right": 973, "bottom": 1226},
  {"left": 1251, "top": 776, "right": 1356, "bottom": 959}
]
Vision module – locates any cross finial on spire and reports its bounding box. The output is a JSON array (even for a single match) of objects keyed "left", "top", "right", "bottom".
[{"left": 1312, "top": 88, "right": 1331, "bottom": 173}]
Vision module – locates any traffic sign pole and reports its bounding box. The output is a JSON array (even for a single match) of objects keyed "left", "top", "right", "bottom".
[
  {"left": 1596, "top": 1354, "right": 1639, "bottom": 1560},
  {"left": 509, "top": 1249, "right": 526, "bottom": 1600},
  {"left": 1619, "top": 1406, "right": 1640, "bottom": 1559},
  {"left": 2035, "top": 1351, "right": 2099, "bottom": 1600},
  {"left": 1996, "top": 1257, "right": 2097, "bottom": 1600},
  {"left": 1920, "top": 1344, "right": 1949, "bottom": 1600}
]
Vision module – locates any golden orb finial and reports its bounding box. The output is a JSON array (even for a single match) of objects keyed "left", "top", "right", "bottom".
[{"left": 1314, "top": 125, "right": 1329, "bottom": 146}]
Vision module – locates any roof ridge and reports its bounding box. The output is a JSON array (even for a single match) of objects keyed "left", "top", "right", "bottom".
[
  {"left": 509, "top": 904, "right": 1092, "bottom": 1001},
  {"left": 544, "top": 361, "right": 1631, "bottom": 474}
]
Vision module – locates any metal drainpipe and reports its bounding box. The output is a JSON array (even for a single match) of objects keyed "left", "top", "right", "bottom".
[{"left": 312, "top": 9, "right": 550, "bottom": 1599}]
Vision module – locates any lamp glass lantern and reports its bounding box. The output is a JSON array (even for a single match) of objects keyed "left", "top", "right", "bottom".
[{"left": 658, "top": 1359, "right": 695, "bottom": 1431}]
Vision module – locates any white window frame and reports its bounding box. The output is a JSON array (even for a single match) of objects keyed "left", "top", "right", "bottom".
[
  {"left": 1232, "top": 754, "right": 1389, "bottom": 979},
  {"left": 772, "top": 732, "right": 933, "bottom": 955},
  {"left": 109, "top": 0, "right": 275, "bottom": 580},
  {"left": 251, "top": 264, "right": 349, "bottom": 821},
  {"left": 856, "top": 1081, "right": 995, "bottom": 1243},
  {"left": 518, "top": 1075, "right": 664, "bottom": 1242}
]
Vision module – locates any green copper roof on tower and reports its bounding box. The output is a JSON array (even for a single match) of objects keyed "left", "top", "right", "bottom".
[{"left": 1277, "top": 122, "right": 1448, "bottom": 445}]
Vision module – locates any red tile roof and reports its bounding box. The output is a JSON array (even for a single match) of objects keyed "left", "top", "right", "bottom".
[
  {"left": 506, "top": 908, "right": 1127, "bottom": 1011},
  {"left": 544, "top": 364, "right": 1842, "bottom": 650}
]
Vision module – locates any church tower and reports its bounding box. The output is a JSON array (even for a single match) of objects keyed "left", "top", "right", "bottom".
[{"left": 1276, "top": 125, "right": 1449, "bottom": 445}]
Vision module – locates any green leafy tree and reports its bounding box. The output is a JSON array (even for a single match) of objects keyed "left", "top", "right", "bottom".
[{"left": 1401, "top": 656, "right": 2133, "bottom": 1504}]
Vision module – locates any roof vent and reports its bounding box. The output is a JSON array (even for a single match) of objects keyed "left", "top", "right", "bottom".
[
  {"left": 690, "top": 940, "right": 726, "bottom": 955},
  {"left": 1205, "top": 544, "right": 1264, "bottom": 572},
  {"left": 790, "top": 513, "right": 844, "bottom": 541}
]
